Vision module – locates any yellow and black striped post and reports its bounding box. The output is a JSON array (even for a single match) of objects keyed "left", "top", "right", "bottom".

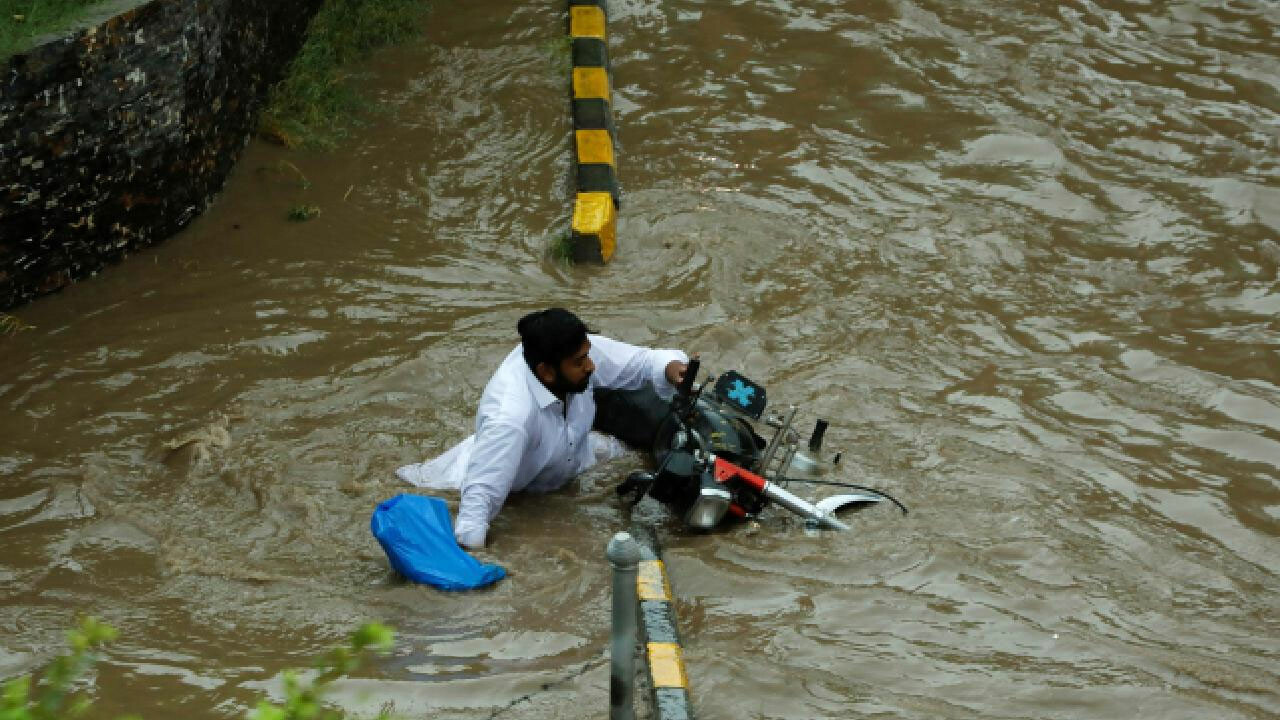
[
  {"left": 633, "top": 526, "right": 695, "bottom": 719},
  {"left": 568, "top": 0, "right": 620, "bottom": 262}
]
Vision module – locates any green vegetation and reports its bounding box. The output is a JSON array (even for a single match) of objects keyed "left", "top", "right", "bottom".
[
  {"left": 0, "top": 0, "right": 106, "bottom": 60},
  {"left": 287, "top": 204, "right": 322, "bottom": 221},
  {"left": 1, "top": 618, "right": 396, "bottom": 720},
  {"left": 0, "top": 313, "right": 34, "bottom": 335},
  {"left": 259, "top": 0, "right": 431, "bottom": 149},
  {"left": 549, "top": 231, "right": 576, "bottom": 265},
  {"left": 249, "top": 622, "right": 395, "bottom": 720},
  {"left": 1, "top": 617, "right": 118, "bottom": 720},
  {"left": 540, "top": 34, "right": 571, "bottom": 75}
]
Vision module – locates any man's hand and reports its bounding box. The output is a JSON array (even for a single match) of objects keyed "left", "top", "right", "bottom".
[
  {"left": 665, "top": 354, "right": 698, "bottom": 387},
  {"left": 455, "top": 525, "right": 486, "bottom": 550}
]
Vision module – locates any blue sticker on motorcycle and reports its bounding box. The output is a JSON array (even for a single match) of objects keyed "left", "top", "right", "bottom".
[
  {"left": 727, "top": 379, "right": 755, "bottom": 407},
  {"left": 713, "top": 370, "right": 767, "bottom": 419}
]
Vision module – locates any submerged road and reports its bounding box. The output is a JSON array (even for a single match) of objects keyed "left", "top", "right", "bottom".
[{"left": 2, "top": 0, "right": 1278, "bottom": 717}]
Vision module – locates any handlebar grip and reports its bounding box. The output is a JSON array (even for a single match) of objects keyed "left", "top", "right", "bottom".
[{"left": 678, "top": 357, "right": 700, "bottom": 396}]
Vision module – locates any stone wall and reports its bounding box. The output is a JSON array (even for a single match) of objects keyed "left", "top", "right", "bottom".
[{"left": 0, "top": 0, "right": 324, "bottom": 309}]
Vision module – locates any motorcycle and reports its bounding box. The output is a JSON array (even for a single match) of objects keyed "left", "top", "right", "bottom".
[{"left": 617, "top": 358, "right": 907, "bottom": 531}]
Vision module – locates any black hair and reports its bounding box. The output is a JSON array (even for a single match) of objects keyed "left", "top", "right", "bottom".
[{"left": 517, "top": 308, "right": 591, "bottom": 374}]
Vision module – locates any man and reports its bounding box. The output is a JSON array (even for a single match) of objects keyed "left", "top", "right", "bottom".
[{"left": 396, "top": 308, "right": 689, "bottom": 548}]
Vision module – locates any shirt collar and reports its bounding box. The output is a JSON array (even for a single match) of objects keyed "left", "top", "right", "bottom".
[{"left": 524, "top": 361, "right": 560, "bottom": 409}]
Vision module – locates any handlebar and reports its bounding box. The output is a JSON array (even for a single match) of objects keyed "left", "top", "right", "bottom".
[{"left": 678, "top": 356, "right": 700, "bottom": 397}]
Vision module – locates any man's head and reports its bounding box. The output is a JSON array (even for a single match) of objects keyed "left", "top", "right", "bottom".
[{"left": 517, "top": 308, "right": 595, "bottom": 396}]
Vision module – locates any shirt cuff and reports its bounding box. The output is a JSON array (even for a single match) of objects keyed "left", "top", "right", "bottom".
[
  {"left": 649, "top": 349, "right": 689, "bottom": 399},
  {"left": 454, "top": 520, "right": 487, "bottom": 549}
]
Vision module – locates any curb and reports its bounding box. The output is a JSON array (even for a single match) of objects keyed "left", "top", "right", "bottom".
[
  {"left": 632, "top": 525, "right": 695, "bottom": 720},
  {"left": 567, "top": 0, "right": 619, "bottom": 263}
]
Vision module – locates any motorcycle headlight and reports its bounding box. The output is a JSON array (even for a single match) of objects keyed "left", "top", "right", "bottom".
[{"left": 684, "top": 475, "right": 731, "bottom": 530}]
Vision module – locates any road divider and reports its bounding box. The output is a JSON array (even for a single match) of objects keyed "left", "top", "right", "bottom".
[{"left": 633, "top": 526, "right": 695, "bottom": 720}]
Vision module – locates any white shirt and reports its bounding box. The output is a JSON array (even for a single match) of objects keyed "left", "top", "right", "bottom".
[{"left": 398, "top": 334, "right": 686, "bottom": 548}]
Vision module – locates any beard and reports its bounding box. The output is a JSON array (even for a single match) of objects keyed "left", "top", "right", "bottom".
[{"left": 552, "top": 370, "right": 591, "bottom": 395}]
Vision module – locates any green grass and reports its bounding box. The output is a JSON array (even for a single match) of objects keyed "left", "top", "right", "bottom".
[
  {"left": 539, "top": 34, "right": 571, "bottom": 75},
  {"left": 0, "top": 0, "right": 109, "bottom": 60},
  {"left": 549, "top": 231, "right": 575, "bottom": 265},
  {"left": 287, "top": 204, "right": 321, "bottom": 221},
  {"left": 259, "top": 0, "right": 431, "bottom": 149},
  {"left": 1, "top": 312, "right": 34, "bottom": 335}
]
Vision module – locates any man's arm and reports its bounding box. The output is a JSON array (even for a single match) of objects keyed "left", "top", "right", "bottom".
[
  {"left": 589, "top": 334, "right": 689, "bottom": 398},
  {"left": 454, "top": 419, "right": 527, "bottom": 549}
]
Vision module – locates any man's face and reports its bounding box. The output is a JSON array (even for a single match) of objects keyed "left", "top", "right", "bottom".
[{"left": 551, "top": 339, "right": 595, "bottom": 395}]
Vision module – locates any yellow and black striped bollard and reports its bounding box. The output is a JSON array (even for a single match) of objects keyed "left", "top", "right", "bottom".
[{"left": 568, "top": 0, "right": 619, "bottom": 262}]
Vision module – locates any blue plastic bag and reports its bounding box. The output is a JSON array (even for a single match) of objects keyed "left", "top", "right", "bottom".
[{"left": 370, "top": 494, "right": 506, "bottom": 591}]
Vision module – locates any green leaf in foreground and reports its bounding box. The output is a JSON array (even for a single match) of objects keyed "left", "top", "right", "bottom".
[
  {"left": 0, "top": 616, "right": 115, "bottom": 720},
  {"left": 1, "top": 621, "right": 396, "bottom": 720},
  {"left": 249, "top": 623, "right": 397, "bottom": 720}
]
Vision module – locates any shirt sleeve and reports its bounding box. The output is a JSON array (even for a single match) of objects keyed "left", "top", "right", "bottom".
[
  {"left": 589, "top": 334, "right": 688, "bottom": 399},
  {"left": 454, "top": 418, "right": 528, "bottom": 549}
]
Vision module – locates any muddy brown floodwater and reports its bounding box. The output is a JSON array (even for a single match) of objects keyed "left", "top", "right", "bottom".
[{"left": 3, "top": 0, "right": 1279, "bottom": 718}]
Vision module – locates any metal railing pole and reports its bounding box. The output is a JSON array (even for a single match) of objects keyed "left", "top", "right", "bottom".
[{"left": 607, "top": 531, "right": 642, "bottom": 720}]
